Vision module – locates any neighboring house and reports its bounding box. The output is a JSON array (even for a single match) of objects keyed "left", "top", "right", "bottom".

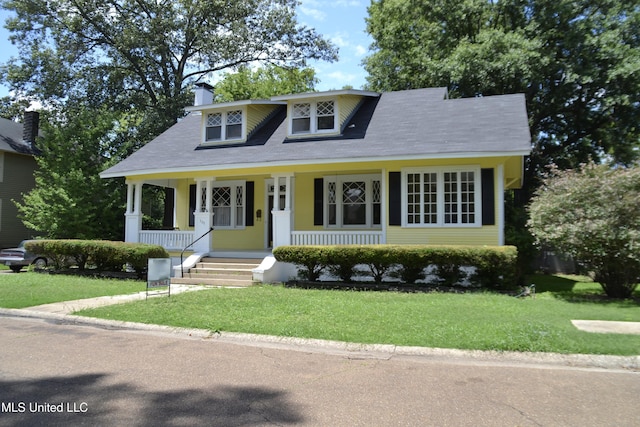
[
  {"left": 101, "top": 85, "right": 531, "bottom": 281},
  {"left": 0, "top": 112, "right": 40, "bottom": 249}
]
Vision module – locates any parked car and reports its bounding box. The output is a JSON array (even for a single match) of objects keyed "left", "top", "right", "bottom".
[{"left": 0, "top": 240, "right": 48, "bottom": 272}]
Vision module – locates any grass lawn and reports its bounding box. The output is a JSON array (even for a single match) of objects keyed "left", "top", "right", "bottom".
[
  {"left": 0, "top": 272, "right": 146, "bottom": 308},
  {"left": 73, "top": 274, "right": 640, "bottom": 356}
]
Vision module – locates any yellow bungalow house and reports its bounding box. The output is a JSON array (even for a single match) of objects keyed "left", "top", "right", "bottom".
[{"left": 101, "top": 84, "right": 531, "bottom": 283}]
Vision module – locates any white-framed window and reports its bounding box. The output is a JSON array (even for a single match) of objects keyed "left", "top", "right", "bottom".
[
  {"left": 325, "top": 174, "right": 381, "bottom": 228},
  {"left": 211, "top": 181, "right": 245, "bottom": 229},
  {"left": 290, "top": 100, "right": 336, "bottom": 135},
  {"left": 402, "top": 167, "right": 481, "bottom": 227},
  {"left": 205, "top": 109, "right": 244, "bottom": 142}
]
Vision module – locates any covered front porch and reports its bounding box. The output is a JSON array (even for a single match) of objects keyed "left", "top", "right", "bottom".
[{"left": 123, "top": 172, "right": 386, "bottom": 254}]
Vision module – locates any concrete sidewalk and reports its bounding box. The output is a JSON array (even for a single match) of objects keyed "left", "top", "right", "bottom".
[{"left": 22, "top": 284, "right": 209, "bottom": 314}]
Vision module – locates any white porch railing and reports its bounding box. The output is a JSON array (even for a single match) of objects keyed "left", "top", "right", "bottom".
[
  {"left": 139, "top": 230, "right": 195, "bottom": 251},
  {"left": 291, "top": 231, "right": 383, "bottom": 245}
]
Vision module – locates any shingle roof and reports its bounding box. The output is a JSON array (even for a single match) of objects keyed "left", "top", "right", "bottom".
[
  {"left": 0, "top": 117, "right": 38, "bottom": 156},
  {"left": 101, "top": 88, "right": 532, "bottom": 178}
]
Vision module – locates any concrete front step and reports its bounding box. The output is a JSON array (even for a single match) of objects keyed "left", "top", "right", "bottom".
[{"left": 172, "top": 257, "right": 262, "bottom": 287}]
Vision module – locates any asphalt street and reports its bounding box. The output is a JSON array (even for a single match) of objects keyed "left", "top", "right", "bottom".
[{"left": 0, "top": 314, "right": 638, "bottom": 427}]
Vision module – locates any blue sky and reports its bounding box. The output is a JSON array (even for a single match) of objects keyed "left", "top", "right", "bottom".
[{"left": 0, "top": 1, "right": 371, "bottom": 98}]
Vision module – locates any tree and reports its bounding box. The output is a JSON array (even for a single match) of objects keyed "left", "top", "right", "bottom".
[
  {"left": 15, "top": 107, "right": 127, "bottom": 240},
  {"left": 527, "top": 163, "right": 640, "bottom": 298},
  {"left": 1, "top": 0, "right": 337, "bottom": 236},
  {"left": 364, "top": 0, "right": 640, "bottom": 189},
  {"left": 214, "top": 65, "right": 318, "bottom": 102},
  {"left": 364, "top": 0, "right": 640, "bottom": 277},
  {"left": 1, "top": 0, "right": 337, "bottom": 135}
]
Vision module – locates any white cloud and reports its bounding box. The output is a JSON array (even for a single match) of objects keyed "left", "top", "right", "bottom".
[
  {"left": 354, "top": 44, "right": 367, "bottom": 57},
  {"left": 298, "top": 0, "right": 327, "bottom": 21},
  {"left": 330, "top": 33, "right": 349, "bottom": 48},
  {"left": 332, "top": 0, "right": 362, "bottom": 6}
]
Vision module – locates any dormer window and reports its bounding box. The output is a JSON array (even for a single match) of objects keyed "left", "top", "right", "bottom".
[
  {"left": 290, "top": 100, "right": 336, "bottom": 135},
  {"left": 206, "top": 110, "right": 243, "bottom": 142}
]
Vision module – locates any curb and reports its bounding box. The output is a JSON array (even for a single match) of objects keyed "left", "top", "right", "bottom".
[{"left": 1, "top": 307, "right": 638, "bottom": 372}]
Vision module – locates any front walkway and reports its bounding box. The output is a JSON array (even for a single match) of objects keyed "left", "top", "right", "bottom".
[{"left": 22, "top": 284, "right": 210, "bottom": 314}]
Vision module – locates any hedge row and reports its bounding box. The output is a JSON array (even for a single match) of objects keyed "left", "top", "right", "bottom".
[
  {"left": 273, "top": 245, "right": 518, "bottom": 289},
  {"left": 24, "top": 240, "right": 169, "bottom": 274}
]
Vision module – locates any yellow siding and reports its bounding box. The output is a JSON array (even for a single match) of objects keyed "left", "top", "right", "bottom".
[
  {"left": 386, "top": 227, "right": 499, "bottom": 246},
  {"left": 294, "top": 173, "right": 322, "bottom": 231},
  {"left": 337, "top": 95, "right": 363, "bottom": 129},
  {"left": 166, "top": 175, "right": 269, "bottom": 250},
  {"left": 174, "top": 179, "right": 192, "bottom": 230},
  {"left": 247, "top": 105, "right": 277, "bottom": 135},
  {"left": 129, "top": 156, "right": 523, "bottom": 249}
]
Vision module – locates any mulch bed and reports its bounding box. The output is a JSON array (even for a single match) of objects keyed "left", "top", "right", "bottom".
[{"left": 284, "top": 280, "right": 494, "bottom": 294}]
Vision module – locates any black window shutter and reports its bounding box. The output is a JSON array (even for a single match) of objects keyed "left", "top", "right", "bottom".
[
  {"left": 481, "top": 169, "right": 495, "bottom": 226},
  {"left": 189, "top": 184, "right": 196, "bottom": 227},
  {"left": 389, "top": 172, "right": 401, "bottom": 226},
  {"left": 245, "top": 181, "right": 254, "bottom": 226},
  {"left": 314, "top": 178, "right": 323, "bottom": 226}
]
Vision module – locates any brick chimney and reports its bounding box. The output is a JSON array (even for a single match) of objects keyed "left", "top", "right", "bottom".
[
  {"left": 194, "top": 82, "right": 214, "bottom": 106},
  {"left": 22, "top": 110, "right": 40, "bottom": 149}
]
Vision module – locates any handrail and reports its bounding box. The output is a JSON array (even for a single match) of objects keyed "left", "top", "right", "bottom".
[{"left": 180, "top": 227, "right": 214, "bottom": 278}]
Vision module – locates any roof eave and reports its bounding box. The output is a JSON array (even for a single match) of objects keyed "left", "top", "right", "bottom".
[
  {"left": 185, "top": 99, "right": 286, "bottom": 113},
  {"left": 100, "top": 150, "right": 532, "bottom": 179}
]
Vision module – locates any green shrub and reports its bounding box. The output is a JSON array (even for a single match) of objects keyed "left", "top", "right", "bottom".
[
  {"left": 273, "top": 244, "right": 518, "bottom": 289},
  {"left": 272, "top": 245, "right": 327, "bottom": 281},
  {"left": 24, "top": 240, "right": 169, "bottom": 275}
]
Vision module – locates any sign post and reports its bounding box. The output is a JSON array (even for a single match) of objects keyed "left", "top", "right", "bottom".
[{"left": 147, "top": 258, "right": 171, "bottom": 299}]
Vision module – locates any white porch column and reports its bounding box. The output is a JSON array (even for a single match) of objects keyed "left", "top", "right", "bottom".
[
  {"left": 192, "top": 178, "right": 214, "bottom": 253},
  {"left": 497, "top": 164, "right": 505, "bottom": 246},
  {"left": 272, "top": 174, "right": 294, "bottom": 248},
  {"left": 124, "top": 181, "right": 143, "bottom": 243}
]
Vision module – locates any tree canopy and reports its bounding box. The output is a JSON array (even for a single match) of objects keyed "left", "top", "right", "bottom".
[
  {"left": 364, "top": 0, "right": 640, "bottom": 190},
  {"left": 1, "top": 0, "right": 337, "bottom": 239},
  {"left": 1, "top": 0, "right": 337, "bottom": 134},
  {"left": 14, "top": 107, "right": 126, "bottom": 240},
  {"left": 214, "top": 65, "right": 318, "bottom": 102},
  {"left": 527, "top": 162, "right": 640, "bottom": 298}
]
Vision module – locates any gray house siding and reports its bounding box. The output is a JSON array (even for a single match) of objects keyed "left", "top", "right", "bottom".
[{"left": 0, "top": 152, "right": 37, "bottom": 248}]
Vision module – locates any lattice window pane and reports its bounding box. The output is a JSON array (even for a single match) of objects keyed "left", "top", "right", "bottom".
[
  {"left": 328, "top": 182, "right": 336, "bottom": 204},
  {"left": 316, "top": 101, "right": 334, "bottom": 116},
  {"left": 212, "top": 187, "right": 231, "bottom": 206},
  {"left": 207, "top": 113, "right": 222, "bottom": 126},
  {"left": 372, "top": 180, "right": 381, "bottom": 203},
  {"left": 342, "top": 181, "right": 366, "bottom": 225},
  {"left": 327, "top": 182, "right": 336, "bottom": 225},
  {"left": 200, "top": 187, "right": 208, "bottom": 212},
  {"left": 212, "top": 187, "right": 231, "bottom": 227},
  {"left": 292, "top": 103, "right": 310, "bottom": 118},
  {"left": 372, "top": 180, "right": 381, "bottom": 225},
  {"left": 235, "top": 185, "right": 244, "bottom": 226},
  {"left": 343, "top": 181, "right": 366, "bottom": 203},
  {"left": 227, "top": 110, "right": 242, "bottom": 124},
  {"left": 317, "top": 101, "right": 334, "bottom": 130}
]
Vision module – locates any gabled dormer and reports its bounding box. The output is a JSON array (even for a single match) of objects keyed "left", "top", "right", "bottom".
[
  {"left": 271, "top": 90, "right": 380, "bottom": 139},
  {"left": 186, "top": 83, "right": 285, "bottom": 147}
]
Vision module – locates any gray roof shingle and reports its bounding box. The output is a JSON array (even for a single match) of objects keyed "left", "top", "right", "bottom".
[
  {"left": 101, "top": 88, "right": 531, "bottom": 178},
  {"left": 0, "top": 117, "right": 38, "bottom": 156}
]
